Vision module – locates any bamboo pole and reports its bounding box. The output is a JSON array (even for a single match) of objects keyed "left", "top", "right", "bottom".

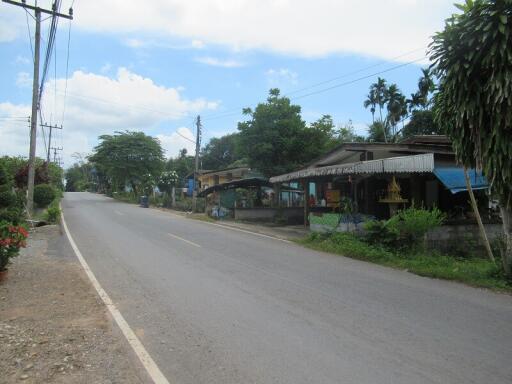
[{"left": 463, "top": 167, "right": 495, "bottom": 263}]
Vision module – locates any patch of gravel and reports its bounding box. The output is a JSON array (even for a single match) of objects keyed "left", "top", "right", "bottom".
[{"left": 0, "top": 225, "right": 148, "bottom": 383}]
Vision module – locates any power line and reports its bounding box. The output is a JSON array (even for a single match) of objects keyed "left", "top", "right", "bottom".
[
  {"left": 202, "top": 55, "right": 426, "bottom": 122},
  {"left": 201, "top": 48, "right": 427, "bottom": 121},
  {"left": 61, "top": 16, "right": 72, "bottom": 123},
  {"left": 292, "top": 56, "right": 426, "bottom": 100},
  {"left": 58, "top": 90, "right": 188, "bottom": 119}
]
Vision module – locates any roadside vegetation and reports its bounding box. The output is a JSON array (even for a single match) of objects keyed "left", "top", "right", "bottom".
[
  {"left": 301, "top": 205, "right": 511, "bottom": 292},
  {"left": 0, "top": 157, "right": 63, "bottom": 270}
]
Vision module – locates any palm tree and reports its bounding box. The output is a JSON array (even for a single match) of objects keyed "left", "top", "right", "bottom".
[
  {"left": 407, "top": 92, "right": 423, "bottom": 113},
  {"left": 385, "top": 84, "right": 406, "bottom": 137},
  {"left": 417, "top": 68, "right": 434, "bottom": 109},
  {"left": 363, "top": 90, "right": 377, "bottom": 123},
  {"left": 369, "top": 77, "right": 388, "bottom": 141}
]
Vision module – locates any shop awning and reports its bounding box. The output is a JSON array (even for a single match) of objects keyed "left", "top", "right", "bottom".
[{"left": 433, "top": 167, "right": 488, "bottom": 194}]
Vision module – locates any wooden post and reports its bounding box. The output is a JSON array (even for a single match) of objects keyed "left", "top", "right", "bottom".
[
  {"left": 464, "top": 167, "right": 495, "bottom": 263},
  {"left": 303, "top": 179, "right": 309, "bottom": 227}
]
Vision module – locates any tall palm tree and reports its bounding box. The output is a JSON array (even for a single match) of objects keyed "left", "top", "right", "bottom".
[
  {"left": 369, "top": 77, "right": 388, "bottom": 141},
  {"left": 363, "top": 89, "right": 377, "bottom": 123},
  {"left": 407, "top": 92, "right": 423, "bottom": 113},
  {"left": 386, "top": 84, "right": 406, "bottom": 137},
  {"left": 417, "top": 68, "right": 434, "bottom": 109}
]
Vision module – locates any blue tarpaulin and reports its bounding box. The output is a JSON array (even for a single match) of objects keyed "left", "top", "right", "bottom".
[{"left": 433, "top": 167, "right": 488, "bottom": 194}]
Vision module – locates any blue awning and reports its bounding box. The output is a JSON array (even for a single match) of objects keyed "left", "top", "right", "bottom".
[{"left": 433, "top": 167, "right": 488, "bottom": 194}]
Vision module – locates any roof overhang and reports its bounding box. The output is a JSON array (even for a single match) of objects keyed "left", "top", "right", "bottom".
[
  {"left": 269, "top": 153, "right": 435, "bottom": 183},
  {"left": 198, "top": 177, "right": 271, "bottom": 197}
]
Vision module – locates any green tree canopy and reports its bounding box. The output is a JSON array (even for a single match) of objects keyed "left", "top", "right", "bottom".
[
  {"left": 201, "top": 133, "right": 241, "bottom": 170},
  {"left": 430, "top": 0, "right": 512, "bottom": 275},
  {"left": 237, "top": 89, "right": 337, "bottom": 177},
  {"left": 401, "top": 110, "right": 442, "bottom": 138},
  {"left": 89, "top": 131, "right": 164, "bottom": 194},
  {"left": 166, "top": 148, "right": 195, "bottom": 186}
]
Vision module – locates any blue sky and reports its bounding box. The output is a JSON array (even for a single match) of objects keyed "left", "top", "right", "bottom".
[{"left": 0, "top": 0, "right": 456, "bottom": 166}]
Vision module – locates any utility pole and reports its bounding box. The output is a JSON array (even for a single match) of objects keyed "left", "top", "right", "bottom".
[
  {"left": 193, "top": 115, "right": 202, "bottom": 212},
  {"left": 2, "top": 0, "right": 73, "bottom": 215},
  {"left": 51, "top": 147, "right": 63, "bottom": 164},
  {"left": 41, "top": 123, "right": 62, "bottom": 163}
]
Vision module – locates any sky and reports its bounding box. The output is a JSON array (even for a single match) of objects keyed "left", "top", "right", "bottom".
[{"left": 0, "top": 0, "right": 456, "bottom": 167}]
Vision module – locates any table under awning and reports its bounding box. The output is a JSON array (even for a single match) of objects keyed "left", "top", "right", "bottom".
[{"left": 433, "top": 167, "right": 488, "bottom": 194}]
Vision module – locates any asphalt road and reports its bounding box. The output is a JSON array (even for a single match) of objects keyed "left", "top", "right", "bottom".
[{"left": 62, "top": 192, "right": 512, "bottom": 384}]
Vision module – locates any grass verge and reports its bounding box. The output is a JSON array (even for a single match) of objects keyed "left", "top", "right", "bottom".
[{"left": 300, "top": 232, "right": 511, "bottom": 292}]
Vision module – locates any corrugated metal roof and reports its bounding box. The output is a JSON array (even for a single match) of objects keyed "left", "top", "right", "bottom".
[{"left": 269, "top": 153, "right": 434, "bottom": 183}]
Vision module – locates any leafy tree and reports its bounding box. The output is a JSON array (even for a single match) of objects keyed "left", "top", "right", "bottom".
[
  {"left": 338, "top": 120, "right": 366, "bottom": 143},
  {"left": 158, "top": 170, "right": 179, "bottom": 194},
  {"left": 201, "top": 133, "right": 241, "bottom": 170},
  {"left": 430, "top": 0, "right": 512, "bottom": 276},
  {"left": 238, "top": 89, "right": 336, "bottom": 177},
  {"left": 402, "top": 110, "right": 442, "bottom": 138},
  {"left": 166, "top": 148, "right": 195, "bottom": 186},
  {"left": 89, "top": 131, "right": 164, "bottom": 195},
  {"left": 367, "top": 121, "right": 390, "bottom": 142}
]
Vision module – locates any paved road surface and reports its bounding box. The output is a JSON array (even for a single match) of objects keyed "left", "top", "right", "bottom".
[{"left": 62, "top": 192, "right": 512, "bottom": 384}]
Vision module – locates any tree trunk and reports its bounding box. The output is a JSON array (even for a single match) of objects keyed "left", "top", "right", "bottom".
[
  {"left": 499, "top": 204, "right": 512, "bottom": 277},
  {"left": 463, "top": 168, "right": 495, "bottom": 263},
  {"left": 171, "top": 186, "right": 176, "bottom": 207}
]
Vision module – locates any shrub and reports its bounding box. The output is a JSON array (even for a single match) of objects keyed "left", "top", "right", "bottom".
[
  {"left": 363, "top": 220, "right": 398, "bottom": 247},
  {"left": 33, "top": 184, "right": 56, "bottom": 207},
  {"left": 387, "top": 206, "right": 445, "bottom": 250},
  {"left": 364, "top": 206, "right": 445, "bottom": 251},
  {"left": 45, "top": 201, "right": 61, "bottom": 223},
  {"left": 0, "top": 207, "right": 22, "bottom": 225},
  {"left": 0, "top": 190, "right": 16, "bottom": 208},
  {"left": 0, "top": 221, "right": 28, "bottom": 270}
]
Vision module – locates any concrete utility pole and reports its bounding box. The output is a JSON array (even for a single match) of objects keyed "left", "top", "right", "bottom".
[
  {"left": 51, "top": 147, "right": 63, "bottom": 164},
  {"left": 41, "top": 123, "right": 62, "bottom": 163},
  {"left": 2, "top": 0, "right": 73, "bottom": 216},
  {"left": 193, "top": 115, "right": 202, "bottom": 212}
]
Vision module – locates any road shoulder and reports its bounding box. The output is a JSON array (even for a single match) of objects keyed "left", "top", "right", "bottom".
[{"left": 0, "top": 225, "right": 148, "bottom": 383}]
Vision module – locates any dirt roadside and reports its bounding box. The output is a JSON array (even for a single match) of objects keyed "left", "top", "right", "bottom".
[{"left": 0, "top": 225, "right": 149, "bottom": 383}]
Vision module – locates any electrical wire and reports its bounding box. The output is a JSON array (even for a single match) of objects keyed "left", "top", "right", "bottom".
[
  {"left": 61, "top": 17, "right": 72, "bottom": 123},
  {"left": 202, "top": 56, "right": 426, "bottom": 122},
  {"left": 201, "top": 47, "right": 427, "bottom": 121},
  {"left": 24, "top": 8, "right": 35, "bottom": 63}
]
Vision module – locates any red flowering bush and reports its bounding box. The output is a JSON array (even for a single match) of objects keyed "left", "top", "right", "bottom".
[{"left": 0, "top": 220, "right": 28, "bottom": 271}]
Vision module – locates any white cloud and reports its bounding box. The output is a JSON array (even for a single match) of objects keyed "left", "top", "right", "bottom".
[
  {"left": 156, "top": 127, "right": 196, "bottom": 157},
  {"left": 1, "top": 1, "right": 453, "bottom": 61},
  {"left": 124, "top": 38, "right": 146, "bottom": 48},
  {"left": 195, "top": 56, "right": 244, "bottom": 68},
  {"left": 16, "top": 72, "right": 32, "bottom": 88},
  {"left": 0, "top": 103, "right": 31, "bottom": 159},
  {"left": 1, "top": 67, "right": 218, "bottom": 165},
  {"left": 266, "top": 68, "right": 298, "bottom": 86},
  {"left": 15, "top": 56, "right": 31, "bottom": 65},
  {"left": 68, "top": 0, "right": 451, "bottom": 61},
  {"left": 100, "top": 62, "right": 112, "bottom": 74},
  {"left": 191, "top": 39, "right": 205, "bottom": 49}
]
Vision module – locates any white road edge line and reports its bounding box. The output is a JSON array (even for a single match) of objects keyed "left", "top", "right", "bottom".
[
  {"left": 60, "top": 206, "right": 171, "bottom": 384},
  {"left": 198, "top": 221, "right": 291, "bottom": 243},
  {"left": 167, "top": 233, "right": 201, "bottom": 247},
  {"left": 114, "top": 210, "right": 124, "bottom": 216}
]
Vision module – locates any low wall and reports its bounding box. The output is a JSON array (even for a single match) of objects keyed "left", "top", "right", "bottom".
[
  {"left": 426, "top": 223, "right": 502, "bottom": 253},
  {"left": 234, "top": 207, "right": 304, "bottom": 224}
]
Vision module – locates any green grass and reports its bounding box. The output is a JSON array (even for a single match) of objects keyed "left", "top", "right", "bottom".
[{"left": 300, "top": 232, "right": 511, "bottom": 292}]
